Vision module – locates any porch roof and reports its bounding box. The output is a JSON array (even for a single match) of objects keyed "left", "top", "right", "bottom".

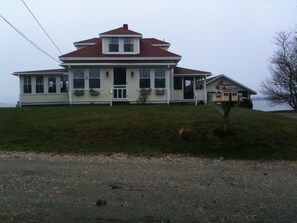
[
  {"left": 174, "top": 67, "right": 211, "bottom": 76},
  {"left": 12, "top": 68, "right": 67, "bottom": 76}
]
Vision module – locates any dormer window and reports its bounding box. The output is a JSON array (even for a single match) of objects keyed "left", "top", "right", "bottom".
[
  {"left": 100, "top": 25, "right": 141, "bottom": 54},
  {"left": 109, "top": 38, "right": 119, "bottom": 52},
  {"left": 124, "top": 38, "right": 134, "bottom": 52}
]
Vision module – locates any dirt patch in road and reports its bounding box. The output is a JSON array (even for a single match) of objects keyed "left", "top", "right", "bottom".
[{"left": 1, "top": 152, "right": 297, "bottom": 223}]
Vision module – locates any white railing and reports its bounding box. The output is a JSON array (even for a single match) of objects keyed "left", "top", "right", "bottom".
[
  {"left": 113, "top": 85, "right": 127, "bottom": 100},
  {"left": 110, "top": 85, "right": 127, "bottom": 106}
]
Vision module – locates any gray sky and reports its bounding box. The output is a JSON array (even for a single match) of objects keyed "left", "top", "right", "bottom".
[{"left": 1, "top": 0, "right": 296, "bottom": 103}]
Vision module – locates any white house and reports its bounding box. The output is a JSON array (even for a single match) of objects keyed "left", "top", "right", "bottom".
[{"left": 12, "top": 24, "right": 256, "bottom": 106}]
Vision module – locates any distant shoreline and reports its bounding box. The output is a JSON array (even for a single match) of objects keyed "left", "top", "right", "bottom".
[{"left": 0, "top": 103, "right": 16, "bottom": 108}]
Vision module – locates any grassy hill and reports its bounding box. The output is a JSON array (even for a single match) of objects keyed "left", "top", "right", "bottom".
[{"left": 0, "top": 105, "right": 296, "bottom": 160}]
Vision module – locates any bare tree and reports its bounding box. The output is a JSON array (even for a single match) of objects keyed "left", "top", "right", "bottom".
[{"left": 261, "top": 30, "right": 297, "bottom": 110}]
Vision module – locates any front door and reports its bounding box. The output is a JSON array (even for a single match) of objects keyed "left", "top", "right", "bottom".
[
  {"left": 113, "top": 68, "right": 127, "bottom": 100},
  {"left": 184, "top": 77, "right": 194, "bottom": 99}
]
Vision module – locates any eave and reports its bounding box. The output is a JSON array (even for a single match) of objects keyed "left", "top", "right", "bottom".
[{"left": 59, "top": 56, "right": 182, "bottom": 61}]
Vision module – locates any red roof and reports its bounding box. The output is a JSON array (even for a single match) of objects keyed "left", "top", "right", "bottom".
[
  {"left": 60, "top": 39, "right": 181, "bottom": 60},
  {"left": 74, "top": 38, "right": 100, "bottom": 45},
  {"left": 143, "top": 38, "right": 170, "bottom": 45},
  {"left": 174, "top": 67, "right": 211, "bottom": 74},
  {"left": 100, "top": 24, "right": 142, "bottom": 36}
]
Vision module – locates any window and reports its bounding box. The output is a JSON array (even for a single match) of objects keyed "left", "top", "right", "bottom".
[
  {"left": 89, "top": 68, "right": 100, "bottom": 88},
  {"left": 109, "top": 38, "right": 119, "bottom": 52},
  {"left": 48, "top": 77, "right": 56, "bottom": 93},
  {"left": 73, "top": 68, "right": 85, "bottom": 89},
  {"left": 36, "top": 76, "right": 44, "bottom": 93},
  {"left": 124, "top": 38, "right": 134, "bottom": 52},
  {"left": 232, "top": 93, "right": 237, "bottom": 96},
  {"left": 224, "top": 93, "right": 229, "bottom": 96},
  {"left": 139, "top": 68, "right": 150, "bottom": 88},
  {"left": 154, "top": 68, "right": 165, "bottom": 88},
  {"left": 174, "top": 76, "right": 182, "bottom": 90},
  {"left": 23, "top": 76, "right": 32, "bottom": 93},
  {"left": 61, "top": 76, "right": 68, "bottom": 93}
]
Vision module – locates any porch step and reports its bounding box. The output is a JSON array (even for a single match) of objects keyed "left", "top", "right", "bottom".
[{"left": 170, "top": 102, "right": 196, "bottom": 105}]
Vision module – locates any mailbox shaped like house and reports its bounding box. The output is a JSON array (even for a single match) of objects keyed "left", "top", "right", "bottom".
[{"left": 211, "top": 80, "right": 242, "bottom": 102}]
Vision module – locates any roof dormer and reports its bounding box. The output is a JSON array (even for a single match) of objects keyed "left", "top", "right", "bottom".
[{"left": 100, "top": 24, "right": 141, "bottom": 54}]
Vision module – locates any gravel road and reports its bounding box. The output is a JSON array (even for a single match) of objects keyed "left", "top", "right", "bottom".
[{"left": 0, "top": 152, "right": 297, "bottom": 223}]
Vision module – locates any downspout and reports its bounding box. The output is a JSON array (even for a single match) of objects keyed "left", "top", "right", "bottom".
[{"left": 204, "top": 74, "right": 207, "bottom": 105}]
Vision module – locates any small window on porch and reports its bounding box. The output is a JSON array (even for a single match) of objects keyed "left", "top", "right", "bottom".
[
  {"left": 139, "top": 68, "right": 150, "bottom": 88},
  {"left": 36, "top": 76, "right": 44, "bottom": 93},
  {"left": 174, "top": 76, "right": 182, "bottom": 90},
  {"left": 48, "top": 77, "right": 56, "bottom": 93},
  {"left": 154, "top": 68, "right": 165, "bottom": 88},
  {"left": 23, "top": 76, "right": 32, "bottom": 93},
  {"left": 73, "top": 68, "right": 85, "bottom": 89},
  {"left": 89, "top": 68, "right": 100, "bottom": 88},
  {"left": 61, "top": 76, "right": 68, "bottom": 93}
]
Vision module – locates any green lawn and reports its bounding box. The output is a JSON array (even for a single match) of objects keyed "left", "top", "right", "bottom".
[{"left": 0, "top": 105, "right": 297, "bottom": 160}]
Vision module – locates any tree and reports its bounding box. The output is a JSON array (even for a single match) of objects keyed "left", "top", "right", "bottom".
[{"left": 261, "top": 30, "right": 297, "bottom": 110}]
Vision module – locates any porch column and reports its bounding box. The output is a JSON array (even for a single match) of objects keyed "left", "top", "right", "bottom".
[
  {"left": 68, "top": 67, "right": 73, "bottom": 104},
  {"left": 204, "top": 74, "right": 207, "bottom": 105},
  {"left": 18, "top": 74, "right": 22, "bottom": 107},
  {"left": 166, "top": 69, "right": 171, "bottom": 104}
]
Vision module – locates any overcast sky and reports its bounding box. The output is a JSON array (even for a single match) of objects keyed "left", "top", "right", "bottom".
[{"left": 1, "top": 0, "right": 296, "bottom": 103}]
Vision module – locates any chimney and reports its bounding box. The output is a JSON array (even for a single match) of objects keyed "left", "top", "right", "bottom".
[{"left": 123, "top": 24, "right": 128, "bottom": 29}]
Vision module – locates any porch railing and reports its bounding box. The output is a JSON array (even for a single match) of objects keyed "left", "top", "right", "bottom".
[{"left": 110, "top": 85, "right": 127, "bottom": 106}]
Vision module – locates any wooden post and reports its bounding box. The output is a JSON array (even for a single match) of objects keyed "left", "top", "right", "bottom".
[{"left": 212, "top": 101, "right": 241, "bottom": 133}]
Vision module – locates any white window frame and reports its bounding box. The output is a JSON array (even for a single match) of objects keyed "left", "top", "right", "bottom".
[
  {"left": 23, "top": 76, "right": 32, "bottom": 94},
  {"left": 73, "top": 68, "right": 85, "bottom": 89},
  {"left": 60, "top": 76, "right": 68, "bottom": 93},
  {"left": 48, "top": 76, "right": 56, "bottom": 93},
  {"left": 109, "top": 38, "right": 119, "bottom": 52},
  {"left": 36, "top": 76, "right": 44, "bottom": 93},
  {"left": 154, "top": 68, "right": 166, "bottom": 88},
  {"left": 89, "top": 68, "right": 101, "bottom": 89},
  {"left": 124, "top": 38, "right": 134, "bottom": 52},
  {"left": 139, "top": 68, "right": 151, "bottom": 89}
]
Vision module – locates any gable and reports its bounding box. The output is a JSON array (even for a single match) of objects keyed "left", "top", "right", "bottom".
[{"left": 206, "top": 75, "right": 257, "bottom": 95}]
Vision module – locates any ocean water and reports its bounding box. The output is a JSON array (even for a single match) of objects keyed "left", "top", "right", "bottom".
[{"left": 252, "top": 100, "right": 293, "bottom": 112}]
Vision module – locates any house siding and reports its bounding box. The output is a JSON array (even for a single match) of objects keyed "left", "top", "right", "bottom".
[{"left": 21, "top": 94, "right": 68, "bottom": 105}]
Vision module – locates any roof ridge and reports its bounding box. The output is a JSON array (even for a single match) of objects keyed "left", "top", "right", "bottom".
[{"left": 100, "top": 24, "right": 142, "bottom": 36}]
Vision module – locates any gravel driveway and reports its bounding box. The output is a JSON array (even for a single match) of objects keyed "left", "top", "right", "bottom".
[{"left": 0, "top": 152, "right": 297, "bottom": 223}]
